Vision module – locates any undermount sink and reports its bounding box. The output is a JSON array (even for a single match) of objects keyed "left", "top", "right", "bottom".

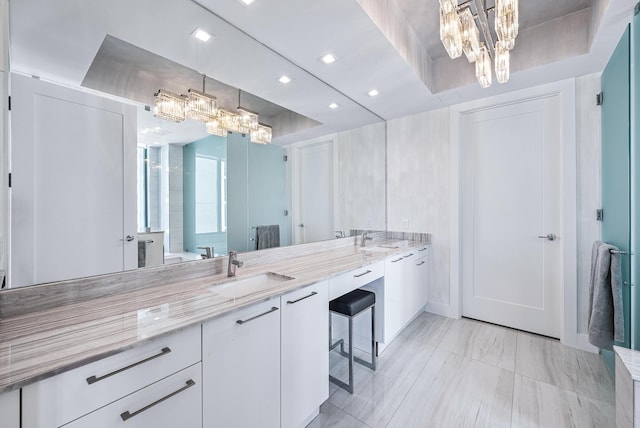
[
  {"left": 359, "top": 245, "right": 398, "bottom": 253},
  {"left": 209, "top": 272, "right": 295, "bottom": 299}
]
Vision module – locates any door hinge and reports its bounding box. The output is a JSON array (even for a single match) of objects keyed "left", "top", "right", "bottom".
[
  {"left": 596, "top": 92, "right": 603, "bottom": 106},
  {"left": 283, "top": 155, "right": 288, "bottom": 162},
  {"left": 596, "top": 209, "right": 604, "bottom": 222},
  {"left": 8, "top": 173, "right": 11, "bottom": 188},
  {"left": 7, "top": 96, "right": 10, "bottom": 111},
  {"left": 284, "top": 209, "right": 288, "bottom": 216}
]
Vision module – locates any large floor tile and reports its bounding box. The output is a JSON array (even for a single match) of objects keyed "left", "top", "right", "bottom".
[
  {"left": 387, "top": 349, "right": 513, "bottom": 428},
  {"left": 515, "top": 332, "right": 614, "bottom": 404},
  {"left": 438, "top": 317, "right": 517, "bottom": 371},
  {"left": 329, "top": 337, "right": 436, "bottom": 427},
  {"left": 398, "top": 312, "right": 455, "bottom": 347},
  {"left": 512, "top": 374, "right": 615, "bottom": 428},
  {"left": 307, "top": 402, "right": 370, "bottom": 428}
]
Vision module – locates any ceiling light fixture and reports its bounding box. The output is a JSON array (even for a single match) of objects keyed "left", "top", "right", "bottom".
[
  {"left": 368, "top": 89, "right": 379, "bottom": 97},
  {"left": 439, "top": 0, "right": 518, "bottom": 87},
  {"left": 321, "top": 53, "right": 337, "bottom": 64},
  {"left": 192, "top": 28, "right": 212, "bottom": 42},
  {"left": 153, "top": 78, "right": 271, "bottom": 144},
  {"left": 279, "top": 75, "right": 292, "bottom": 84},
  {"left": 240, "top": 0, "right": 255, "bottom": 5},
  {"left": 329, "top": 103, "right": 339, "bottom": 109}
]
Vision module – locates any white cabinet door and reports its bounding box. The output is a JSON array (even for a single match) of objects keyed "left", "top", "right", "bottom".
[
  {"left": 281, "top": 281, "right": 329, "bottom": 428},
  {"left": 63, "top": 363, "right": 202, "bottom": 428},
  {"left": 414, "top": 255, "right": 429, "bottom": 312},
  {"left": 10, "top": 74, "right": 137, "bottom": 287},
  {"left": 203, "top": 298, "right": 281, "bottom": 428},
  {"left": 384, "top": 254, "right": 407, "bottom": 342},
  {"left": 0, "top": 390, "right": 20, "bottom": 428}
]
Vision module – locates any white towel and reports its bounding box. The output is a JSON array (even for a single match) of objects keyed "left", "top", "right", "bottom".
[{"left": 588, "top": 241, "right": 625, "bottom": 349}]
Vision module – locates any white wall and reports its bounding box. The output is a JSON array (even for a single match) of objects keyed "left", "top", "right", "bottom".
[
  {"left": 386, "top": 108, "right": 451, "bottom": 308},
  {"left": 576, "top": 73, "right": 602, "bottom": 334}
]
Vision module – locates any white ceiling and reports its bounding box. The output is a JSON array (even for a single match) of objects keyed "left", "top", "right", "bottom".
[{"left": 8, "top": 0, "right": 635, "bottom": 145}]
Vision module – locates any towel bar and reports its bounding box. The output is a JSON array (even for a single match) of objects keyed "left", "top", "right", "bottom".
[{"left": 609, "top": 249, "right": 633, "bottom": 255}]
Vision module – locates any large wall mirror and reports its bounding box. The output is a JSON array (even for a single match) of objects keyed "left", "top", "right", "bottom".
[{"left": 5, "top": 0, "right": 386, "bottom": 288}]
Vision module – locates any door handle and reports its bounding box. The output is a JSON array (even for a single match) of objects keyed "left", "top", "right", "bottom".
[
  {"left": 537, "top": 233, "right": 557, "bottom": 241},
  {"left": 298, "top": 224, "right": 304, "bottom": 228},
  {"left": 122, "top": 235, "right": 135, "bottom": 242}
]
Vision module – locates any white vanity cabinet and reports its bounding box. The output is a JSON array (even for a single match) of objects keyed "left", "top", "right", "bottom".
[
  {"left": 202, "top": 297, "right": 281, "bottom": 428},
  {"left": 0, "top": 390, "right": 20, "bottom": 428},
  {"left": 22, "top": 325, "right": 201, "bottom": 428},
  {"left": 281, "top": 281, "right": 329, "bottom": 428},
  {"left": 410, "top": 246, "right": 430, "bottom": 314},
  {"left": 63, "top": 363, "right": 202, "bottom": 428}
]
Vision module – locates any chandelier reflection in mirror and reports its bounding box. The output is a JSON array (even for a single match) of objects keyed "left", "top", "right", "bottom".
[
  {"left": 439, "top": 0, "right": 518, "bottom": 88},
  {"left": 153, "top": 76, "right": 272, "bottom": 144}
]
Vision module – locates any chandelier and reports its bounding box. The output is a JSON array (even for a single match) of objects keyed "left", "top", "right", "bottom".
[
  {"left": 439, "top": 0, "right": 518, "bottom": 88},
  {"left": 153, "top": 77, "right": 272, "bottom": 144}
]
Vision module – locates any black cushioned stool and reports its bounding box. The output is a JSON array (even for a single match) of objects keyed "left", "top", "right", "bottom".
[{"left": 329, "top": 289, "right": 376, "bottom": 394}]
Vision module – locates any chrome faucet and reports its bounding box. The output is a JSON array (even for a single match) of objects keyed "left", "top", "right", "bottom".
[
  {"left": 361, "top": 231, "right": 373, "bottom": 247},
  {"left": 227, "top": 251, "right": 243, "bottom": 277},
  {"left": 198, "top": 246, "right": 214, "bottom": 259}
]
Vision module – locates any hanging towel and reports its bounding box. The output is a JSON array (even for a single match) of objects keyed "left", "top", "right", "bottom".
[
  {"left": 588, "top": 240, "right": 625, "bottom": 349},
  {"left": 256, "top": 225, "right": 280, "bottom": 250},
  {"left": 137, "top": 240, "right": 147, "bottom": 268}
]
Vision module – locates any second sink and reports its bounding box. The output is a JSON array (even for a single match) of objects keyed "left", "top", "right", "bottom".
[{"left": 209, "top": 272, "right": 295, "bottom": 299}]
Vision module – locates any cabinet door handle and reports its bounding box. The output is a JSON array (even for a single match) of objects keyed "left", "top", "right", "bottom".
[
  {"left": 353, "top": 270, "right": 372, "bottom": 278},
  {"left": 86, "top": 347, "right": 172, "bottom": 385},
  {"left": 287, "top": 291, "right": 318, "bottom": 304},
  {"left": 418, "top": 247, "right": 427, "bottom": 252},
  {"left": 236, "top": 307, "right": 279, "bottom": 325},
  {"left": 120, "top": 379, "right": 195, "bottom": 421},
  {"left": 391, "top": 258, "right": 403, "bottom": 263},
  {"left": 416, "top": 261, "right": 425, "bottom": 266},
  {"left": 403, "top": 253, "right": 414, "bottom": 258}
]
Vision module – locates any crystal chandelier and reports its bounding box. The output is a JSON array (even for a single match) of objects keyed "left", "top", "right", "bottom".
[
  {"left": 153, "top": 76, "right": 272, "bottom": 144},
  {"left": 439, "top": 0, "right": 519, "bottom": 88}
]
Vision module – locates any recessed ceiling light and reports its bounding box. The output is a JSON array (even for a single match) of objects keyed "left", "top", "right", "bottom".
[
  {"left": 192, "top": 28, "right": 212, "bottom": 42},
  {"left": 279, "top": 75, "right": 292, "bottom": 84},
  {"left": 368, "top": 89, "right": 379, "bottom": 97},
  {"left": 329, "top": 103, "right": 339, "bottom": 109},
  {"left": 321, "top": 53, "right": 337, "bottom": 64},
  {"left": 240, "top": 0, "right": 254, "bottom": 4}
]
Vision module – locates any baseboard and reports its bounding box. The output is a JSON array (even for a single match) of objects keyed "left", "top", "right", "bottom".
[{"left": 424, "top": 301, "right": 460, "bottom": 319}]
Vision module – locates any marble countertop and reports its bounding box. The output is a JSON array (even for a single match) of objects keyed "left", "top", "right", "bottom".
[
  {"left": 0, "top": 237, "right": 428, "bottom": 393},
  {"left": 614, "top": 345, "right": 640, "bottom": 381}
]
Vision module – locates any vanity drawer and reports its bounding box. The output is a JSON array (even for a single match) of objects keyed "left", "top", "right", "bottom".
[
  {"left": 23, "top": 325, "right": 201, "bottom": 428},
  {"left": 328, "top": 261, "right": 383, "bottom": 300},
  {"left": 63, "top": 363, "right": 202, "bottom": 428}
]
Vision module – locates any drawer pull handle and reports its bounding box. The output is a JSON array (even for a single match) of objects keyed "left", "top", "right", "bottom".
[
  {"left": 391, "top": 258, "right": 403, "bottom": 263},
  {"left": 416, "top": 261, "right": 426, "bottom": 266},
  {"left": 86, "top": 347, "right": 172, "bottom": 385},
  {"left": 419, "top": 247, "right": 427, "bottom": 252},
  {"left": 236, "top": 307, "right": 279, "bottom": 325},
  {"left": 403, "top": 253, "right": 414, "bottom": 258},
  {"left": 353, "top": 270, "right": 372, "bottom": 278},
  {"left": 287, "top": 291, "right": 318, "bottom": 304},
  {"left": 120, "top": 379, "right": 195, "bottom": 422}
]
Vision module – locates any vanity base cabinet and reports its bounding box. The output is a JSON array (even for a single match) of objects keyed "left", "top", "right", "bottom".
[
  {"left": 0, "top": 390, "right": 20, "bottom": 428},
  {"left": 202, "top": 297, "right": 281, "bottom": 428},
  {"left": 22, "top": 325, "right": 201, "bottom": 428},
  {"left": 63, "top": 363, "right": 202, "bottom": 428},
  {"left": 281, "top": 281, "right": 329, "bottom": 428}
]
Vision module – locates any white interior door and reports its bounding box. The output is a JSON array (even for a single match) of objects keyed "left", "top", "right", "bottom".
[
  {"left": 10, "top": 74, "right": 137, "bottom": 287},
  {"left": 296, "top": 141, "right": 334, "bottom": 244},
  {"left": 461, "top": 95, "right": 562, "bottom": 338}
]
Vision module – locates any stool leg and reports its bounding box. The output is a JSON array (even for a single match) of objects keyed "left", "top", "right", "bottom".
[
  {"left": 371, "top": 305, "right": 377, "bottom": 371},
  {"left": 348, "top": 314, "right": 354, "bottom": 394}
]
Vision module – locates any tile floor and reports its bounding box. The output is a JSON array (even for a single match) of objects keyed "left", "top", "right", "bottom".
[{"left": 308, "top": 313, "right": 615, "bottom": 428}]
